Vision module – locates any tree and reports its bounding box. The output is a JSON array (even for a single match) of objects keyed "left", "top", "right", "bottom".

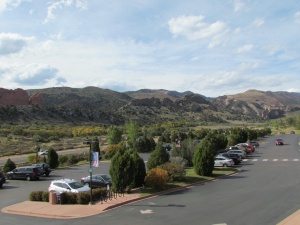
[
  {"left": 2, "top": 158, "right": 16, "bottom": 173},
  {"left": 107, "top": 126, "right": 122, "bottom": 145},
  {"left": 109, "top": 145, "right": 135, "bottom": 192},
  {"left": 131, "top": 151, "right": 146, "bottom": 187},
  {"left": 172, "top": 138, "right": 198, "bottom": 166},
  {"left": 125, "top": 120, "right": 140, "bottom": 152},
  {"left": 47, "top": 148, "right": 59, "bottom": 169},
  {"left": 147, "top": 142, "right": 170, "bottom": 170},
  {"left": 136, "top": 135, "right": 156, "bottom": 153},
  {"left": 193, "top": 137, "right": 216, "bottom": 176}
]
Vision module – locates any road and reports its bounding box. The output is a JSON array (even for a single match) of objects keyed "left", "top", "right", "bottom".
[{"left": 0, "top": 135, "right": 300, "bottom": 225}]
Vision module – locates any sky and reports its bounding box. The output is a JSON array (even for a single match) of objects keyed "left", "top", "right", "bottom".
[{"left": 0, "top": 0, "right": 300, "bottom": 97}]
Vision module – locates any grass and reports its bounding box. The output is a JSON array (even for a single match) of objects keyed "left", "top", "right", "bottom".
[{"left": 140, "top": 167, "right": 237, "bottom": 196}]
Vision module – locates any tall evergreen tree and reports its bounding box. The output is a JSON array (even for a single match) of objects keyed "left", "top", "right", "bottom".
[
  {"left": 125, "top": 120, "right": 139, "bottom": 152},
  {"left": 2, "top": 158, "right": 16, "bottom": 173},
  {"left": 147, "top": 142, "right": 170, "bottom": 170},
  {"left": 47, "top": 148, "right": 59, "bottom": 169},
  {"left": 107, "top": 126, "right": 123, "bottom": 145}
]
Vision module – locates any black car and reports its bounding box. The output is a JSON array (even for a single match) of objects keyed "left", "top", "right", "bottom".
[
  {"left": 6, "top": 166, "right": 43, "bottom": 181},
  {"left": 80, "top": 174, "right": 112, "bottom": 189},
  {"left": 31, "top": 163, "right": 51, "bottom": 177},
  {"left": 0, "top": 172, "right": 6, "bottom": 188},
  {"left": 217, "top": 153, "right": 242, "bottom": 165}
]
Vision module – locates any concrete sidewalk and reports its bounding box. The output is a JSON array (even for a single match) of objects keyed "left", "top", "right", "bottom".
[{"left": 1, "top": 191, "right": 144, "bottom": 219}]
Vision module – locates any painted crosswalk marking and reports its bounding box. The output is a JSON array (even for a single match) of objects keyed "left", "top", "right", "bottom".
[
  {"left": 294, "top": 159, "right": 299, "bottom": 161},
  {"left": 239, "top": 158, "right": 300, "bottom": 162}
]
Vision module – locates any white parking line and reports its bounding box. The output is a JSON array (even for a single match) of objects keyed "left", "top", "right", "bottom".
[
  {"left": 273, "top": 159, "right": 278, "bottom": 161},
  {"left": 263, "top": 159, "right": 268, "bottom": 161},
  {"left": 294, "top": 159, "right": 299, "bottom": 161},
  {"left": 252, "top": 159, "right": 258, "bottom": 161},
  {"left": 243, "top": 159, "right": 248, "bottom": 162},
  {"left": 283, "top": 159, "right": 288, "bottom": 161}
]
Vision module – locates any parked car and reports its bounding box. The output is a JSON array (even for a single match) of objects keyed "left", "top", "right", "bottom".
[
  {"left": 38, "top": 150, "right": 48, "bottom": 156},
  {"left": 48, "top": 178, "right": 91, "bottom": 193},
  {"left": 217, "top": 153, "right": 242, "bottom": 165},
  {"left": 80, "top": 174, "right": 112, "bottom": 189},
  {"left": 6, "top": 166, "right": 43, "bottom": 181},
  {"left": 31, "top": 163, "right": 51, "bottom": 177},
  {"left": 248, "top": 141, "right": 259, "bottom": 147},
  {"left": 276, "top": 138, "right": 284, "bottom": 145},
  {"left": 227, "top": 149, "right": 247, "bottom": 158},
  {"left": 214, "top": 156, "right": 234, "bottom": 167},
  {"left": 0, "top": 172, "right": 6, "bottom": 188}
]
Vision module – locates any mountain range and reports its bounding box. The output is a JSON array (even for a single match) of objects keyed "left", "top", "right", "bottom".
[{"left": 1, "top": 87, "right": 299, "bottom": 125}]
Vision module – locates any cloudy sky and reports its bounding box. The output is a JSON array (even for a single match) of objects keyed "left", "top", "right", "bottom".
[{"left": 0, "top": 0, "right": 299, "bottom": 97}]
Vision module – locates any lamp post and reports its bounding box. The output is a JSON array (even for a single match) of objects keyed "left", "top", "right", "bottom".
[{"left": 83, "top": 138, "right": 99, "bottom": 205}]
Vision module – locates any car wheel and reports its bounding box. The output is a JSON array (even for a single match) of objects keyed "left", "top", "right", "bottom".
[
  {"left": 7, "top": 175, "right": 12, "bottom": 180},
  {"left": 26, "top": 176, "right": 31, "bottom": 181},
  {"left": 223, "top": 164, "right": 228, "bottom": 167}
]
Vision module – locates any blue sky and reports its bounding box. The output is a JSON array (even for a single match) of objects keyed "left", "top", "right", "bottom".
[{"left": 0, "top": 0, "right": 300, "bottom": 97}]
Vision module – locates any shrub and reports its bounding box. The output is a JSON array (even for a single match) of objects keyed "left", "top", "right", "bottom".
[
  {"left": 147, "top": 142, "right": 170, "bottom": 170},
  {"left": 144, "top": 168, "right": 168, "bottom": 190},
  {"left": 2, "top": 158, "right": 16, "bottom": 173},
  {"left": 64, "top": 192, "right": 77, "bottom": 204},
  {"left": 58, "top": 155, "right": 68, "bottom": 166},
  {"left": 29, "top": 191, "right": 45, "bottom": 201},
  {"left": 159, "top": 162, "right": 186, "bottom": 181},
  {"left": 104, "top": 144, "right": 120, "bottom": 160},
  {"left": 92, "top": 188, "right": 106, "bottom": 200},
  {"left": 42, "top": 192, "right": 49, "bottom": 202},
  {"left": 77, "top": 192, "right": 90, "bottom": 205}
]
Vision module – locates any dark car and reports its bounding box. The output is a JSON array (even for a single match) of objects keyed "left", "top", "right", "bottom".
[
  {"left": 276, "top": 138, "right": 284, "bottom": 145},
  {"left": 80, "top": 174, "right": 112, "bottom": 189},
  {"left": 31, "top": 163, "right": 51, "bottom": 177},
  {"left": 0, "top": 172, "right": 6, "bottom": 188},
  {"left": 217, "top": 153, "right": 242, "bottom": 165},
  {"left": 6, "top": 166, "right": 43, "bottom": 181}
]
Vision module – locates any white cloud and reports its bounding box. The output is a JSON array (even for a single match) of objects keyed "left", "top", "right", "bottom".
[
  {"left": 44, "top": 0, "right": 88, "bottom": 24},
  {"left": 0, "top": 33, "right": 34, "bottom": 55},
  {"left": 294, "top": 12, "right": 300, "bottom": 24},
  {"left": 232, "top": 0, "right": 246, "bottom": 12},
  {"left": 252, "top": 18, "right": 265, "bottom": 27},
  {"left": 0, "top": 0, "right": 24, "bottom": 13},
  {"left": 168, "top": 15, "right": 228, "bottom": 47},
  {"left": 237, "top": 44, "right": 253, "bottom": 53}
]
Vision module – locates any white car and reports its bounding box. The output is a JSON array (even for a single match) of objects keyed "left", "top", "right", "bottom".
[
  {"left": 48, "top": 178, "right": 91, "bottom": 193},
  {"left": 214, "top": 156, "right": 234, "bottom": 167},
  {"left": 227, "top": 150, "right": 247, "bottom": 158},
  {"left": 38, "top": 150, "right": 48, "bottom": 156}
]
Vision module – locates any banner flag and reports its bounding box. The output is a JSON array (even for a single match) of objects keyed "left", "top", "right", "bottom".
[{"left": 92, "top": 152, "right": 99, "bottom": 167}]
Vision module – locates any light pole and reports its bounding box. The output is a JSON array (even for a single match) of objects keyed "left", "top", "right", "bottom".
[{"left": 83, "top": 138, "right": 99, "bottom": 205}]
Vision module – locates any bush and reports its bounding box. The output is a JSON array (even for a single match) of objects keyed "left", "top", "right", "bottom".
[
  {"left": 42, "top": 192, "right": 49, "bottom": 202},
  {"left": 77, "top": 192, "right": 90, "bottom": 205},
  {"left": 58, "top": 155, "right": 68, "bottom": 166},
  {"left": 2, "top": 158, "right": 16, "bottom": 173},
  {"left": 144, "top": 168, "right": 168, "bottom": 190},
  {"left": 159, "top": 162, "right": 186, "bottom": 181},
  {"left": 64, "top": 192, "right": 77, "bottom": 204},
  {"left": 29, "top": 191, "right": 47, "bottom": 201},
  {"left": 147, "top": 142, "right": 170, "bottom": 170}
]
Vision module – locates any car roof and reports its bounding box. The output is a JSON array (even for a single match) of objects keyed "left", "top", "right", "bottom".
[{"left": 52, "top": 178, "right": 77, "bottom": 183}]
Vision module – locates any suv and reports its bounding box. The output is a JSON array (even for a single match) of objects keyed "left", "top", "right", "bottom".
[
  {"left": 227, "top": 150, "right": 247, "bottom": 158},
  {"left": 31, "top": 163, "right": 51, "bottom": 177},
  {"left": 48, "top": 178, "right": 91, "bottom": 193},
  {"left": 0, "top": 172, "right": 6, "bottom": 188},
  {"left": 6, "top": 166, "right": 43, "bottom": 181}
]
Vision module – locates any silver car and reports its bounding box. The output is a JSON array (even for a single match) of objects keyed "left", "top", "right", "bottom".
[
  {"left": 214, "top": 156, "right": 234, "bottom": 167},
  {"left": 48, "top": 178, "right": 91, "bottom": 193}
]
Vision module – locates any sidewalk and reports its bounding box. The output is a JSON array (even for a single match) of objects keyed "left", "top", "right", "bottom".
[{"left": 1, "top": 191, "right": 144, "bottom": 219}]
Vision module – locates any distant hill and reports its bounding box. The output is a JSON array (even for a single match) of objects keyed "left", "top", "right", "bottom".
[{"left": 0, "top": 87, "right": 299, "bottom": 125}]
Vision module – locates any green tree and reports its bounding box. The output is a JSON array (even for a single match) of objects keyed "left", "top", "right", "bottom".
[
  {"left": 136, "top": 135, "right": 156, "bottom": 153},
  {"left": 107, "top": 126, "right": 122, "bottom": 145},
  {"left": 109, "top": 144, "right": 135, "bottom": 191},
  {"left": 47, "top": 148, "right": 59, "bottom": 169},
  {"left": 125, "top": 120, "right": 139, "bottom": 152},
  {"left": 147, "top": 142, "right": 170, "bottom": 170},
  {"left": 2, "top": 158, "right": 16, "bottom": 173},
  {"left": 172, "top": 138, "right": 198, "bottom": 166},
  {"left": 131, "top": 151, "right": 146, "bottom": 187},
  {"left": 193, "top": 136, "right": 216, "bottom": 176}
]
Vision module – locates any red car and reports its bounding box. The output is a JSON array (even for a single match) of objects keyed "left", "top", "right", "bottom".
[{"left": 276, "top": 138, "right": 284, "bottom": 145}]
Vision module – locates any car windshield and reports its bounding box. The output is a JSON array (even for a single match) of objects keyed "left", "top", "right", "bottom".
[
  {"left": 68, "top": 182, "right": 84, "bottom": 189},
  {"left": 101, "top": 175, "right": 111, "bottom": 181}
]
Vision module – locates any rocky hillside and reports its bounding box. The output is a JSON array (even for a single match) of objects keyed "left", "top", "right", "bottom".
[{"left": 0, "top": 87, "right": 299, "bottom": 125}]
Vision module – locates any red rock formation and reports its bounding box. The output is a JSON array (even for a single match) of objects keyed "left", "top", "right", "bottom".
[{"left": 0, "top": 88, "right": 41, "bottom": 106}]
